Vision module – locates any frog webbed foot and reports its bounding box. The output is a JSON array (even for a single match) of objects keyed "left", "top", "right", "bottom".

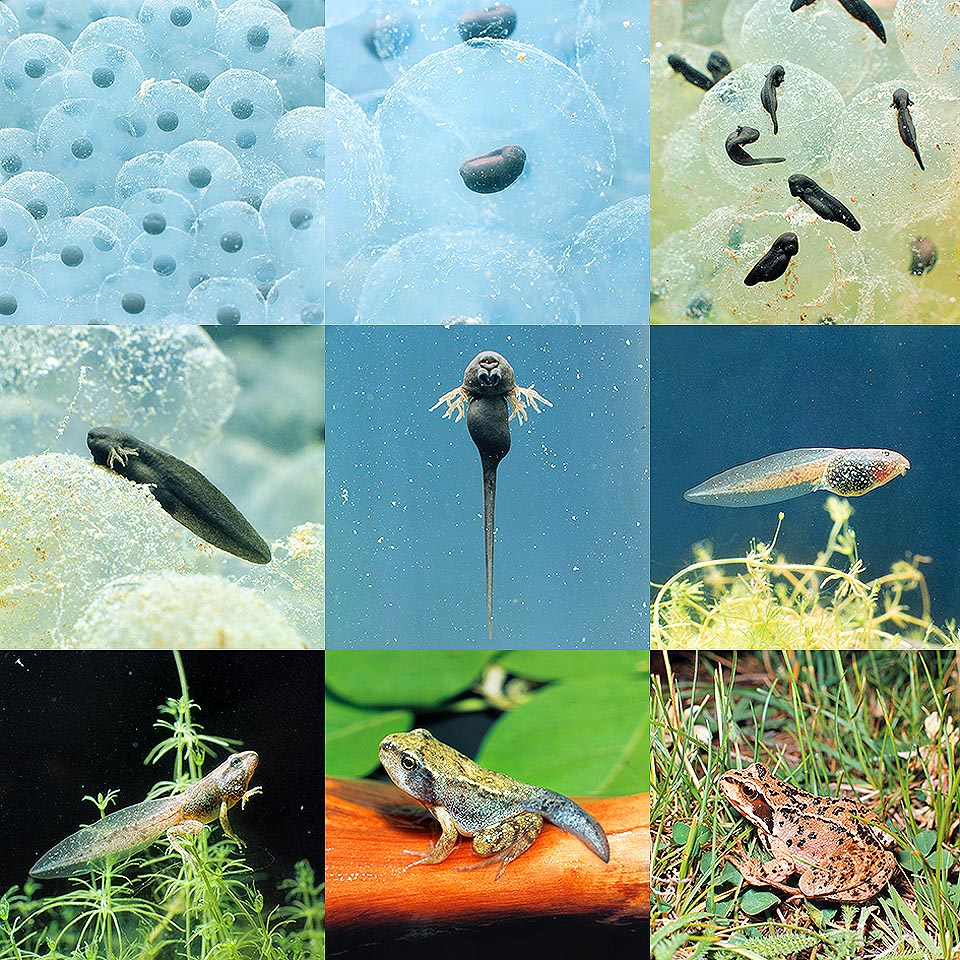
[
  {"left": 429, "top": 386, "right": 470, "bottom": 422},
  {"left": 507, "top": 386, "right": 553, "bottom": 425},
  {"left": 725, "top": 842, "right": 800, "bottom": 895}
]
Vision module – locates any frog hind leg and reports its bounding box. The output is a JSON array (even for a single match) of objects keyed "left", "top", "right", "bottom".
[
  {"left": 166, "top": 818, "right": 207, "bottom": 862},
  {"left": 798, "top": 844, "right": 896, "bottom": 903},
  {"left": 470, "top": 811, "right": 543, "bottom": 880}
]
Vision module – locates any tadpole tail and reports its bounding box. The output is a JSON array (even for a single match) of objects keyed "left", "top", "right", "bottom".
[{"left": 482, "top": 460, "right": 497, "bottom": 639}]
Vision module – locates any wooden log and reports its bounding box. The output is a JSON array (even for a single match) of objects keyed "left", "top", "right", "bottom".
[{"left": 325, "top": 776, "right": 650, "bottom": 931}]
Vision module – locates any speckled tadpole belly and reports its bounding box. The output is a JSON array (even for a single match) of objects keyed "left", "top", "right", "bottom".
[{"left": 684, "top": 448, "right": 910, "bottom": 507}]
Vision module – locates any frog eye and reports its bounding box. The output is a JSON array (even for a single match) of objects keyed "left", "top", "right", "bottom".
[
  {"left": 230, "top": 756, "right": 244, "bottom": 768},
  {"left": 741, "top": 784, "right": 758, "bottom": 799},
  {"left": 400, "top": 753, "right": 417, "bottom": 771}
]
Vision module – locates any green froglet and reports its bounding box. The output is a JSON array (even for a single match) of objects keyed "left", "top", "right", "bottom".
[{"left": 379, "top": 728, "right": 610, "bottom": 879}]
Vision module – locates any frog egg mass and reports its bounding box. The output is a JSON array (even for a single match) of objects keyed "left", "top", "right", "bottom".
[
  {"left": 324, "top": 1, "right": 645, "bottom": 323},
  {"left": 0, "top": 0, "right": 323, "bottom": 323},
  {"left": 653, "top": 0, "right": 960, "bottom": 323}
]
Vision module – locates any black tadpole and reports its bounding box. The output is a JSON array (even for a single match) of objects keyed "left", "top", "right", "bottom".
[
  {"left": 892, "top": 88, "right": 924, "bottom": 171},
  {"left": 744, "top": 232, "right": 799, "bottom": 286},
  {"left": 761, "top": 64, "right": 785, "bottom": 135},
  {"left": 788, "top": 174, "right": 861, "bottom": 232},
  {"left": 725, "top": 126, "right": 786, "bottom": 166},
  {"left": 706, "top": 51, "right": 732, "bottom": 83},
  {"left": 836, "top": 0, "right": 886, "bottom": 43},
  {"left": 790, "top": 0, "right": 886, "bottom": 43},
  {"left": 667, "top": 53, "right": 714, "bottom": 91}
]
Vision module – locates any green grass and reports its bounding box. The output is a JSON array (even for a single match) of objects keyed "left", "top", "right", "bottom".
[
  {"left": 651, "top": 650, "right": 960, "bottom": 959},
  {"left": 652, "top": 497, "right": 955, "bottom": 649},
  {"left": 0, "top": 654, "right": 322, "bottom": 960}
]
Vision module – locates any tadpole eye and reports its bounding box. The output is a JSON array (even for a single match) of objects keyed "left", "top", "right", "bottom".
[{"left": 401, "top": 753, "right": 416, "bottom": 771}]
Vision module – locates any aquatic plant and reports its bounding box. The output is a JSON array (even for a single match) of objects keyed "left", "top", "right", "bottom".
[
  {"left": 0, "top": 654, "right": 322, "bottom": 960},
  {"left": 652, "top": 496, "right": 953, "bottom": 648}
]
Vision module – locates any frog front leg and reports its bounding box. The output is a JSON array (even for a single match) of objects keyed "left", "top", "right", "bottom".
[
  {"left": 405, "top": 805, "right": 461, "bottom": 868},
  {"left": 472, "top": 811, "right": 543, "bottom": 879},
  {"left": 429, "top": 386, "right": 471, "bottom": 423}
]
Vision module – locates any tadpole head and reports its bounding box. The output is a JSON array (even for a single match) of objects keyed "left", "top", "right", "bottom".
[
  {"left": 463, "top": 351, "right": 516, "bottom": 396},
  {"left": 892, "top": 88, "right": 911, "bottom": 109},
  {"left": 787, "top": 174, "right": 812, "bottom": 197}
]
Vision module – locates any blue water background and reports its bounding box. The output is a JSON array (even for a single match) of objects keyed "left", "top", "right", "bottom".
[
  {"left": 327, "top": 326, "right": 649, "bottom": 648},
  {"left": 652, "top": 327, "right": 957, "bottom": 623}
]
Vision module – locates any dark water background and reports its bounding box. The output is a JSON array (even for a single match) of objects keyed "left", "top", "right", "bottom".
[{"left": 652, "top": 326, "right": 957, "bottom": 624}]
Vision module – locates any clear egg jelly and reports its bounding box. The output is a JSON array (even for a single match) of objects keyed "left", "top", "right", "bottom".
[
  {"left": 325, "top": 0, "right": 647, "bottom": 325},
  {"left": 0, "top": 0, "right": 323, "bottom": 324},
  {"left": 652, "top": 0, "right": 960, "bottom": 324}
]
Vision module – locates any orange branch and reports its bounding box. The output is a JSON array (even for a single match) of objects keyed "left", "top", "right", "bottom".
[{"left": 325, "top": 776, "right": 650, "bottom": 931}]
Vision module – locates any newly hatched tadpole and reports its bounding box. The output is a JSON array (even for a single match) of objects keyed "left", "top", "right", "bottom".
[
  {"left": 761, "top": 64, "right": 785, "bottom": 135},
  {"left": 790, "top": 0, "right": 886, "bottom": 43},
  {"left": 458, "top": 4, "right": 517, "bottom": 41},
  {"left": 891, "top": 88, "right": 924, "bottom": 171},
  {"left": 666, "top": 53, "right": 714, "bottom": 91},
  {"left": 909, "top": 236, "right": 937, "bottom": 276},
  {"left": 706, "top": 51, "right": 732, "bottom": 83},
  {"left": 788, "top": 174, "right": 861, "bottom": 232},
  {"left": 459, "top": 145, "right": 526, "bottom": 194},
  {"left": 430, "top": 352, "right": 552, "bottom": 638},
  {"left": 684, "top": 448, "right": 910, "bottom": 507},
  {"left": 743, "top": 232, "right": 799, "bottom": 286},
  {"left": 725, "top": 126, "right": 785, "bottom": 166},
  {"left": 87, "top": 426, "right": 272, "bottom": 564},
  {"left": 30, "top": 752, "right": 262, "bottom": 879}
]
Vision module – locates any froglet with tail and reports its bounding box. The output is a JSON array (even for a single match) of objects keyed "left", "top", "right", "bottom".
[
  {"left": 379, "top": 728, "right": 609, "bottom": 880},
  {"left": 684, "top": 448, "right": 909, "bottom": 507},
  {"left": 430, "top": 352, "right": 552, "bottom": 638},
  {"left": 30, "top": 751, "right": 261, "bottom": 879}
]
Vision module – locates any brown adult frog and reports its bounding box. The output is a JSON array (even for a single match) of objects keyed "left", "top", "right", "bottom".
[{"left": 718, "top": 761, "right": 896, "bottom": 903}]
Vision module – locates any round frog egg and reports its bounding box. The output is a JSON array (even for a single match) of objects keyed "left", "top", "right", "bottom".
[
  {"left": 214, "top": 0, "right": 298, "bottom": 76},
  {"left": 163, "top": 139, "right": 245, "bottom": 208},
  {"left": 95, "top": 264, "right": 187, "bottom": 322},
  {"left": 0, "top": 171, "right": 77, "bottom": 223},
  {"left": 259, "top": 175, "right": 323, "bottom": 275},
  {"left": 355, "top": 227, "right": 579, "bottom": 324},
  {"left": 274, "top": 26, "right": 325, "bottom": 108},
  {"left": 3, "top": 0, "right": 86, "bottom": 45},
  {"left": 373, "top": 40, "right": 615, "bottom": 242},
  {"left": 0, "top": 128, "right": 41, "bottom": 184},
  {"left": 63, "top": 42, "right": 145, "bottom": 108},
  {"left": 265, "top": 268, "right": 323, "bottom": 323},
  {"left": 0, "top": 197, "right": 41, "bottom": 267},
  {"left": 1, "top": 33, "right": 71, "bottom": 107},
  {"left": 202, "top": 68, "right": 285, "bottom": 159},
  {"left": 121, "top": 186, "right": 197, "bottom": 237},
  {"left": 30, "top": 215, "right": 124, "bottom": 303},
  {"left": 0, "top": 264, "right": 50, "bottom": 322},
  {"left": 192, "top": 200, "right": 271, "bottom": 280},
  {"left": 895, "top": 0, "right": 960, "bottom": 97},
  {"left": 165, "top": 45, "right": 231, "bottom": 94},
  {"left": 186, "top": 276, "right": 267, "bottom": 323},
  {"left": 125, "top": 226, "right": 201, "bottom": 286},
  {"left": 132, "top": 79, "right": 205, "bottom": 153},
  {"left": 272, "top": 105, "right": 324, "bottom": 179},
  {"left": 72, "top": 16, "right": 163, "bottom": 79},
  {"left": 138, "top": 0, "right": 220, "bottom": 55},
  {"left": 36, "top": 98, "right": 141, "bottom": 208},
  {"left": 558, "top": 196, "right": 649, "bottom": 325},
  {"left": 82, "top": 204, "right": 141, "bottom": 248}
]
